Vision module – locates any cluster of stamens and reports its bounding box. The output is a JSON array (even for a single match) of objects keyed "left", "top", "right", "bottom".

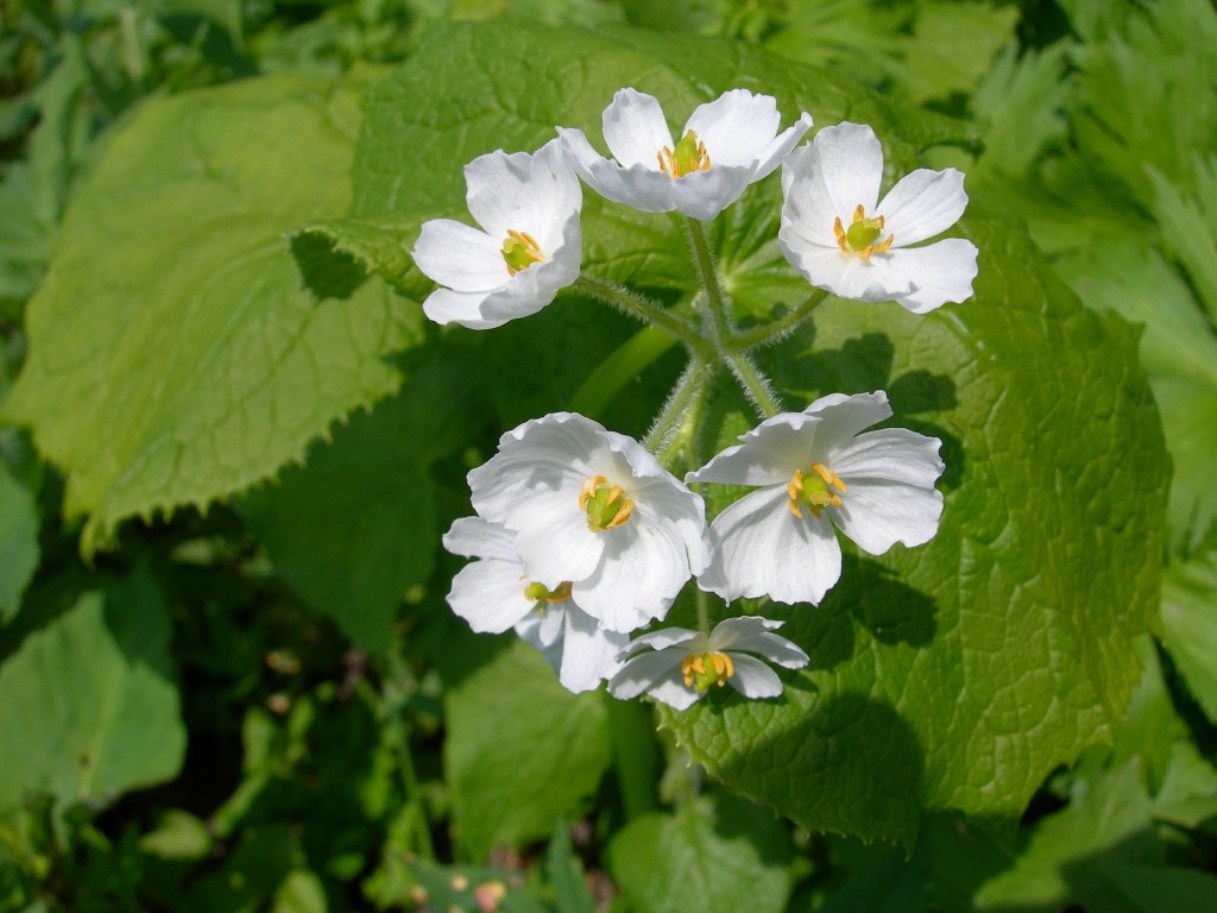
[
  {"left": 501, "top": 229, "right": 544, "bottom": 275},
  {"left": 681, "top": 651, "right": 735, "bottom": 693},
  {"left": 578, "top": 476, "right": 635, "bottom": 532},
  {"left": 788, "top": 463, "right": 847, "bottom": 519},
  {"left": 523, "top": 580, "right": 573, "bottom": 605},
  {"left": 657, "top": 130, "right": 711, "bottom": 179},
  {"left": 834, "top": 204, "right": 893, "bottom": 260}
]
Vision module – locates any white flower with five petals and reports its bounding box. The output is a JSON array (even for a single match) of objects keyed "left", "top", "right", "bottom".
[
  {"left": 779, "top": 122, "right": 978, "bottom": 313},
  {"left": 411, "top": 139, "right": 581, "bottom": 329},
  {"left": 687, "top": 391, "right": 944, "bottom": 606},
  {"left": 442, "top": 517, "right": 626, "bottom": 693},
  {"left": 558, "top": 88, "right": 812, "bottom": 221},
  {"left": 467, "top": 412, "right": 710, "bottom": 633},
  {"left": 608, "top": 617, "right": 809, "bottom": 710}
]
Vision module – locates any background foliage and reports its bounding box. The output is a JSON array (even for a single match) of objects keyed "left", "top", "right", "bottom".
[{"left": 1, "top": 1, "right": 1214, "bottom": 911}]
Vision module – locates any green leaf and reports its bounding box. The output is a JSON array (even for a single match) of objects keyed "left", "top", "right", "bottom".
[
  {"left": 974, "top": 760, "right": 1162, "bottom": 911},
  {"left": 3, "top": 73, "right": 424, "bottom": 550},
  {"left": 607, "top": 792, "right": 794, "bottom": 913},
  {"left": 546, "top": 820, "right": 597, "bottom": 913},
  {"left": 0, "top": 572, "right": 185, "bottom": 813},
  {"left": 1160, "top": 547, "right": 1217, "bottom": 723},
  {"left": 0, "top": 460, "right": 39, "bottom": 622},
  {"left": 668, "top": 207, "right": 1165, "bottom": 847},
  {"left": 237, "top": 350, "right": 484, "bottom": 652},
  {"left": 443, "top": 638, "right": 611, "bottom": 860},
  {"left": 900, "top": 1, "right": 1020, "bottom": 104},
  {"left": 1111, "top": 867, "right": 1217, "bottom": 913}
]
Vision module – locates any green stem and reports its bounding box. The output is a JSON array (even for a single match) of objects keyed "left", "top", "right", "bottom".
[
  {"left": 643, "top": 359, "right": 713, "bottom": 461},
  {"left": 696, "top": 588, "right": 711, "bottom": 636},
  {"left": 684, "top": 217, "right": 733, "bottom": 344},
  {"left": 731, "top": 288, "right": 829, "bottom": 350},
  {"left": 574, "top": 275, "right": 710, "bottom": 357},
  {"left": 726, "top": 351, "right": 783, "bottom": 418}
]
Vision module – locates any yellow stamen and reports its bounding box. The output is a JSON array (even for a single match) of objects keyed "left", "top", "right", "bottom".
[
  {"left": 835, "top": 204, "right": 893, "bottom": 260},
  {"left": 787, "top": 462, "right": 847, "bottom": 519},
  {"left": 524, "top": 580, "right": 573, "bottom": 604},
  {"left": 657, "top": 130, "right": 711, "bottom": 178},
  {"left": 578, "top": 475, "right": 635, "bottom": 531},
  {"left": 501, "top": 229, "right": 544, "bottom": 275},
  {"left": 682, "top": 651, "right": 736, "bottom": 692}
]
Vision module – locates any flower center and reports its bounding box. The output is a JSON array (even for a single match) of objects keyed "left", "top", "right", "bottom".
[
  {"left": 657, "top": 130, "right": 711, "bottom": 179},
  {"left": 578, "top": 476, "right": 635, "bottom": 532},
  {"left": 501, "top": 229, "right": 544, "bottom": 275},
  {"left": 787, "top": 463, "right": 847, "bottom": 519},
  {"left": 523, "top": 580, "right": 573, "bottom": 606},
  {"left": 833, "top": 204, "right": 894, "bottom": 260},
  {"left": 681, "top": 651, "right": 735, "bottom": 693}
]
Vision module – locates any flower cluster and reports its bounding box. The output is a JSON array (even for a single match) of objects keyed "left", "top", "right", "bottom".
[{"left": 417, "top": 88, "right": 969, "bottom": 709}]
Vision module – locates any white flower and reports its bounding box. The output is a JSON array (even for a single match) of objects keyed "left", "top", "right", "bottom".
[
  {"left": 608, "top": 617, "right": 809, "bottom": 710},
  {"left": 467, "top": 412, "right": 710, "bottom": 633},
  {"left": 557, "top": 88, "right": 812, "bottom": 221},
  {"left": 686, "top": 391, "right": 944, "bottom": 606},
  {"left": 779, "top": 122, "right": 978, "bottom": 314},
  {"left": 442, "top": 516, "right": 627, "bottom": 693},
  {"left": 411, "top": 139, "right": 581, "bottom": 329}
]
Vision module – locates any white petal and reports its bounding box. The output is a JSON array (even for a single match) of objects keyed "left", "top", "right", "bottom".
[
  {"left": 557, "top": 607, "right": 629, "bottom": 693},
  {"left": 807, "top": 391, "right": 893, "bottom": 459},
  {"left": 608, "top": 649, "right": 689, "bottom": 703},
  {"left": 514, "top": 508, "right": 604, "bottom": 589},
  {"left": 412, "top": 219, "right": 506, "bottom": 292},
  {"left": 685, "top": 89, "right": 781, "bottom": 168},
  {"left": 750, "top": 112, "right": 814, "bottom": 181},
  {"left": 886, "top": 239, "right": 979, "bottom": 313},
  {"left": 780, "top": 143, "right": 840, "bottom": 243},
  {"left": 726, "top": 654, "right": 784, "bottom": 699},
  {"left": 575, "top": 511, "right": 689, "bottom": 632},
  {"left": 464, "top": 149, "right": 536, "bottom": 239},
  {"left": 670, "top": 165, "right": 755, "bottom": 220},
  {"left": 699, "top": 485, "right": 843, "bottom": 606},
  {"left": 447, "top": 558, "right": 533, "bottom": 633},
  {"left": 421, "top": 287, "right": 504, "bottom": 330},
  {"left": 811, "top": 122, "right": 883, "bottom": 219},
  {"left": 833, "top": 477, "right": 944, "bottom": 555},
  {"left": 832, "top": 427, "right": 944, "bottom": 489},
  {"left": 516, "top": 612, "right": 565, "bottom": 671},
  {"left": 442, "top": 516, "right": 518, "bottom": 562},
  {"left": 688, "top": 411, "right": 820, "bottom": 487},
  {"left": 602, "top": 88, "right": 673, "bottom": 169},
  {"left": 620, "top": 626, "right": 701, "bottom": 657},
  {"left": 709, "top": 618, "right": 809, "bottom": 669},
  {"left": 879, "top": 167, "right": 967, "bottom": 247}
]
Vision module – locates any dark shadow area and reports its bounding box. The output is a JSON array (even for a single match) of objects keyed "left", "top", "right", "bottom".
[{"left": 289, "top": 231, "right": 371, "bottom": 301}]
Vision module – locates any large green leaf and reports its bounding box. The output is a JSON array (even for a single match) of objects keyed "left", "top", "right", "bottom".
[
  {"left": 668, "top": 206, "right": 1165, "bottom": 846},
  {"left": 3, "top": 73, "right": 424, "bottom": 550},
  {"left": 443, "top": 638, "right": 611, "bottom": 860},
  {"left": 0, "top": 573, "right": 185, "bottom": 813},
  {"left": 607, "top": 792, "right": 794, "bottom": 913},
  {"left": 329, "top": 21, "right": 1163, "bottom": 846},
  {"left": 0, "top": 460, "right": 39, "bottom": 622}
]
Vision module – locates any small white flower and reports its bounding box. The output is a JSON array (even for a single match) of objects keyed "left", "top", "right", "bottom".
[
  {"left": 467, "top": 412, "right": 710, "bottom": 633},
  {"left": 687, "top": 391, "right": 944, "bottom": 606},
  {"left": 558, "top": 88, "right": 812, "bottom": 221},
  {"left": 411, "top": 139, "right": 581, "bottom": 329},
  {"left": 779, "top": 122, "right": 979, "bottom": 313},
  {"left": 608, "top": 616, "right": 809, "bottom": 710},
  {"left": 442, "top": 516, "right": 627, "bottom": 693}
]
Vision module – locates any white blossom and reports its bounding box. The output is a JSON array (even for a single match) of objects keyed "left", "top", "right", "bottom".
[
  {"left": 442, "top": 516, "right": 626, "bottom": 693},
  {"left": 467, "top": 412, "right": 709, "bottom": 633},
  {"left": 411, "top": 139, "right": 581, "bottom": 329},
  {"left": 608, "top": 617, "right": 809, "bottom": 710},
  {"left": 779, "top": 122, "right": 978, "bottom": 313},
  {"left": 687, "top": 391, "right": 944, "bottom": 606},
  {"left": 558, "top": 88, "right": 812, "bottom": 221}
]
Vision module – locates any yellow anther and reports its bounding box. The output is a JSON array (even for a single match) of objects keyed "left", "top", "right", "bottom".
[
  {"left": 524, "top": 580, "right": 573, "bottom": 604},
  {"left": 788, "top": 462, "right": 846, "bottom": 519},
  {"left": 657, "top": 130, "right": 711, "bottom": 178},
  {"left": 579, "top": 475, "right": 635, "bottom": 532},
  {"left": 682, "top": 651, "right": 736, "bottom": 692},
  {"left": 835, "top": 205, "right": 893, "bottom": 260},
  {"left": 501, "top": 229, "right": 544, "bottom": 275}
]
